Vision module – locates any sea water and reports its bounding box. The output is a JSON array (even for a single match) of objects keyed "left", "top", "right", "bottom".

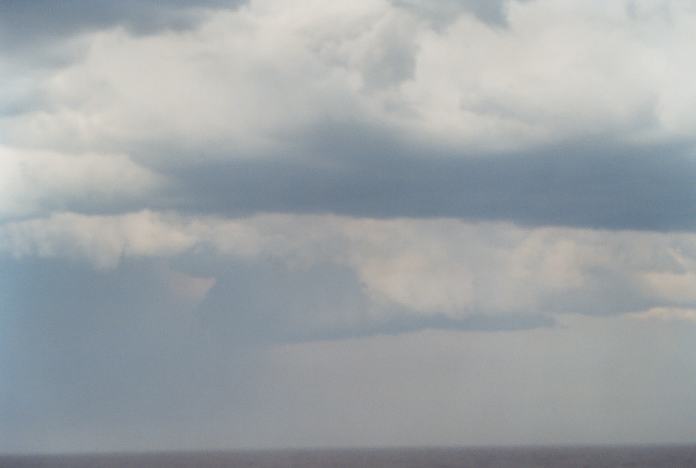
[{"left": 2, "top": 445, "right": 696, "bottom": 467}]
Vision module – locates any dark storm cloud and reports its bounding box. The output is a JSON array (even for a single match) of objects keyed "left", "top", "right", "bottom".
[
  {"left": 0, "top": 0, "right": 244, "bottom": 49},
  {"left": 157, "top": 127, "right": 696, "bottom": 232}
]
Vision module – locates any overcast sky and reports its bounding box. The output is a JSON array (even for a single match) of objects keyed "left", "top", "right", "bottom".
[{"left": 3, "top": 0, "right": 696, "bottom": 454}]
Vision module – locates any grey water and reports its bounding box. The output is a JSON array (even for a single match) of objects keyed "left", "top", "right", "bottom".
[{"left": 2, "top": 446, "right": 696, "bottom": 468}]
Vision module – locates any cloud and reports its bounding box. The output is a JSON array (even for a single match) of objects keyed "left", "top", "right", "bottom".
[
  {"left": 0, "top": 211, "right": 197, "bottom": 269},
  {"left": 166, "top": 138, "right": 696, "bottom": 231},
  {"left": 0, "top": 146, "right": 165, "bottom": 220},
  {"left": 3, "top": 211, "right": 696, "bottom": 335},
  {"left": 0, "top": 146, "right": 163, "bottom": 221},
  {"left": 641, "top": 271, "right": 696, "bottom": 303},
  {"left": 4, "top": 138, "right": 696, "bottom": 232},
  {"left": 3, "top": 0, "right": 696, "bottom": 232},
  {"left": 631, "top": 306, "right": 696, "bottom": 322},
  {"left": 392, "top": 0, "right": 518, "bottom": 26},
  {"left": 3, "top": 0, "right": 406, "bottom": 156},
  {"left": 5, "top": 258, "right": 696, "bottom": 451},
  {"left": 6, "top": 0, "right": 696, "bottom": 453},
  {"left": 8, "top": 0, "right": 696, "bottom": 156},
  {"left": 0, "top": 0, "right": 245, "bottom": 50},
  {"left": 0, "top": 257, "right": 264, "bottom": 452}
]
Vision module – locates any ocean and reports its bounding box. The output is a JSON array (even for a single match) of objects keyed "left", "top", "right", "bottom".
[{"left": 2, "top": 446, "right": 696, "bottom": 468}]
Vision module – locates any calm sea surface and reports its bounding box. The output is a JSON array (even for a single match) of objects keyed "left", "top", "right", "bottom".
[{"left": 2, "top": 446, "right": 696, "bottom": 467}]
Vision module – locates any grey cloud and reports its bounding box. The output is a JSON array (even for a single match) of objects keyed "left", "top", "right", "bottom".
[
  {"left": 0, "top": 257, "right": 263, "bottom": 451},
  {"left": 197, "top": 260, "right": 372, "bottom": 345},
  {"left": 190, "top": 256, "right": 553, "bottom": 344},
  {"left": 11, "top": 126, "right": 696, "bottom": 233},
  {"left": 0, "top": 253, "right": 553, "bottom": 451},
  {"left": 300, "top": 314, "right": 555, "bottom": 342},
  {"left": 540, "top": 268, "right": 665, "bottom": 317},
  {"left": 11, "top": 116, "right": 696, "bottom": 232},
  {"left": 8, "top": 248, "right": 696, "bottom": 452},
  {"left": 0, "top": 0, "right": 244, "bottom": 49},
  {"left": 392, "top": 0, "right": 526, "bottom": 27},
  {"left": 6, "top": 125, "right": 696, "bottom": 231},
  {"left": 157, "top": 129, "right": 696, "bottom": 232}
]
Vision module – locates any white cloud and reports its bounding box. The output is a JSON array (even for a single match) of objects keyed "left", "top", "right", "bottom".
[
  {"left": 4, "top": 1, "right": 396, "bottom": 156},
  {"left": 355, "top": 251, "right": 475, "bottom": 312},
  {"left": 0, "top": 211, "right": 197, "bottom": 269},
  {"left": 6, "top": 0, "right": 696, "bottom": 158},
  {"left": 0, "top": 145, "right": 162, "bottom": 220},
  {"left": 641, "top": 271, "right": 696, "bottom": 303}
]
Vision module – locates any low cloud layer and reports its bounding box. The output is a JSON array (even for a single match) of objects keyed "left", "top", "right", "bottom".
[{"left": 3, "top": 211, "right": 695, "bottom": 331}]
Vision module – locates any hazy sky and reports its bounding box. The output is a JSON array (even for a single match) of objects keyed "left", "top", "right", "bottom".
[{"left": 3, "top": 0, "right": 696, "bottom": 453}]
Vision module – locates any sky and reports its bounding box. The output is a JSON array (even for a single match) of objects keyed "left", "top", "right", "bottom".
[{"left": 2, "top": 0, "right": 696, "bottom": 453}]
